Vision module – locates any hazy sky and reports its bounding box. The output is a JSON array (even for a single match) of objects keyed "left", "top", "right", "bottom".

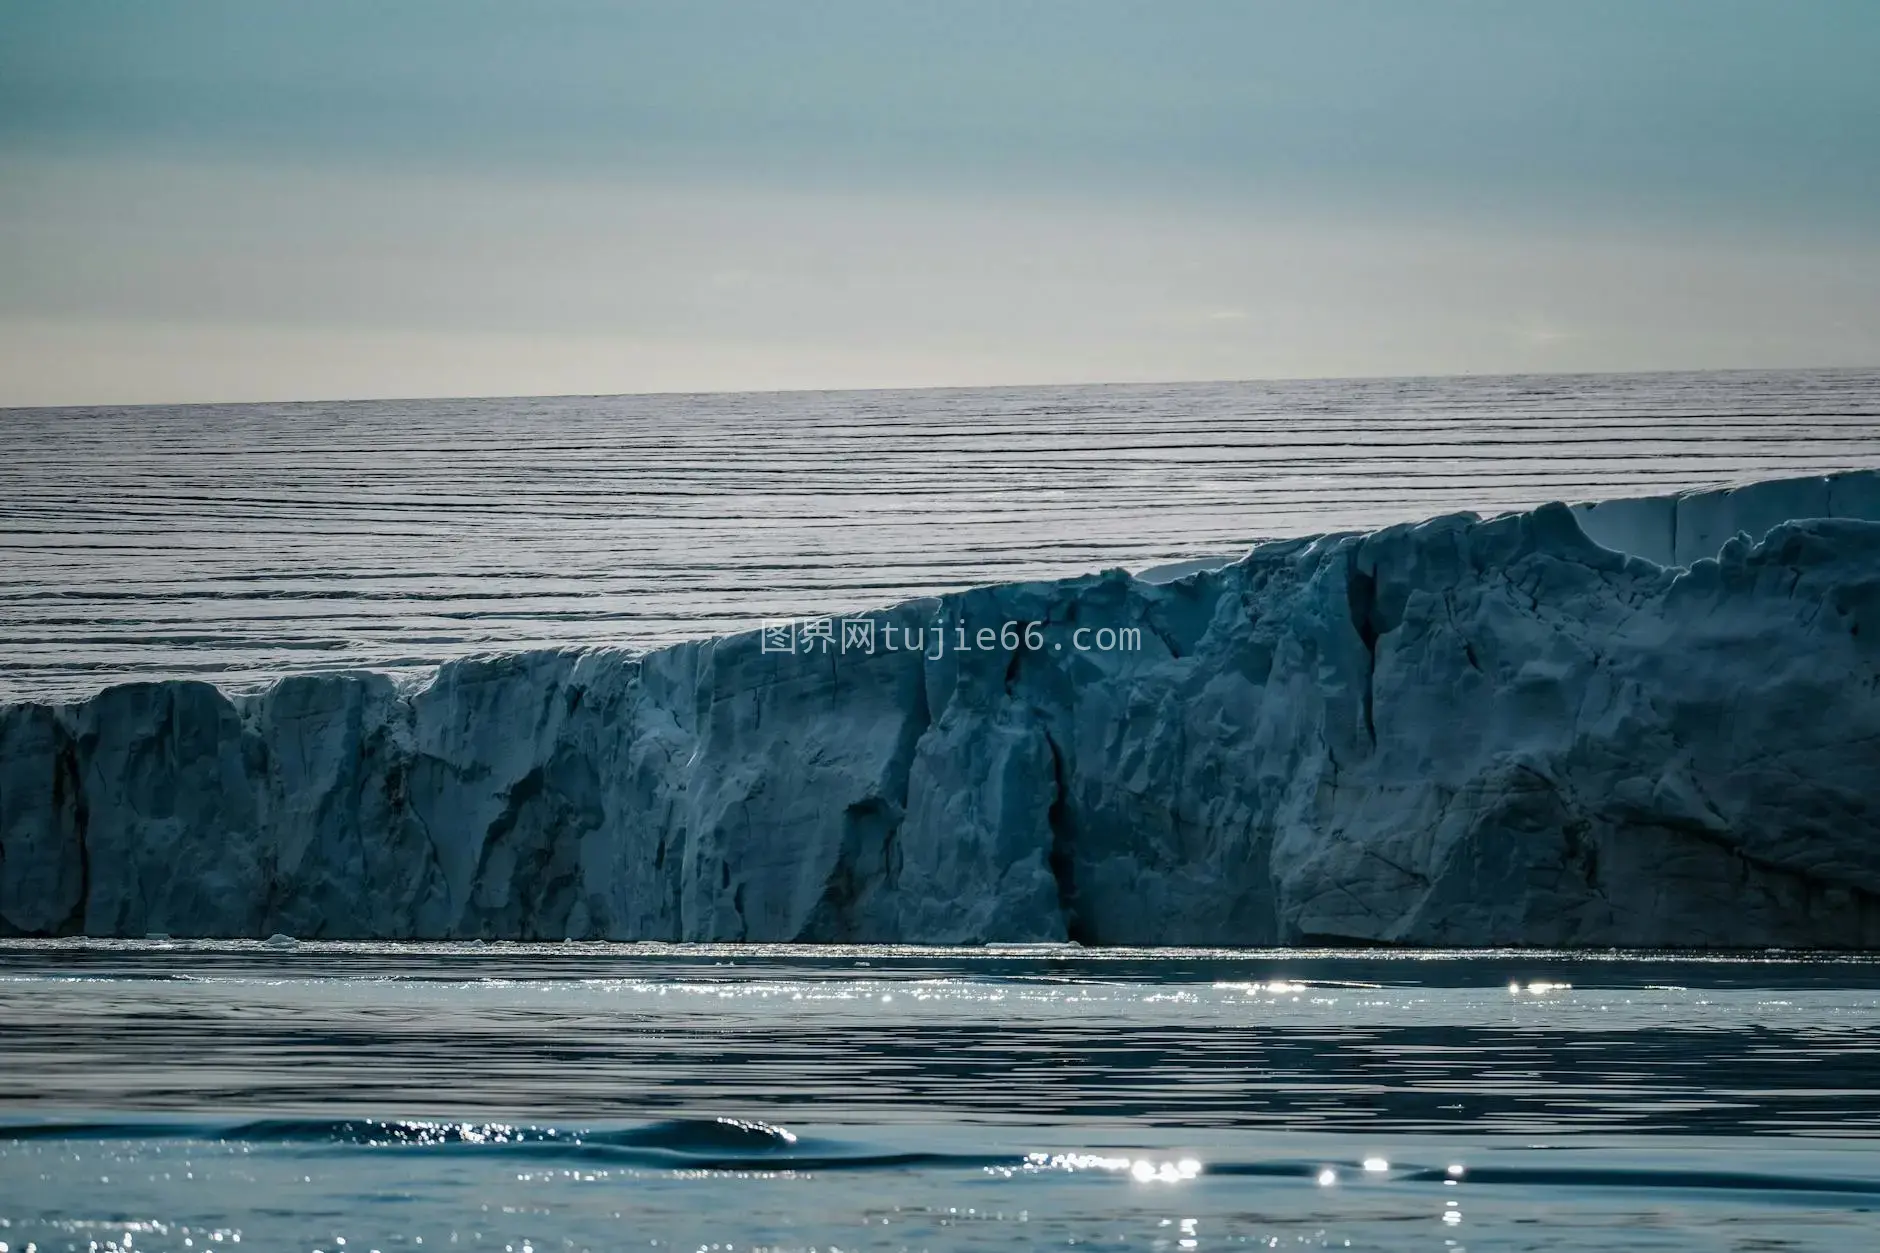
[{"left": 3, "top": 1, "right": 1878, "bottom": 405}]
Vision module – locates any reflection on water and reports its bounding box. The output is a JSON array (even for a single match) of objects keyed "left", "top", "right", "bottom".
[
  {"left": 4, "top": 943, "right": 1876, "bottom": 1136},
  {"left": 2, "top": 942, "right": 1878, "bottom": 1250}
]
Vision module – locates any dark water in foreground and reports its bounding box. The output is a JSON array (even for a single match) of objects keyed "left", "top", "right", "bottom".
[{"left": 2, "top": 943, "right": 1878, "bottom": 1251}]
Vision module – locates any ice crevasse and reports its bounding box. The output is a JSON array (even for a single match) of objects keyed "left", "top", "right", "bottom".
[{"left": 3, "top": 469, "right": 1879, "bottom": 945}]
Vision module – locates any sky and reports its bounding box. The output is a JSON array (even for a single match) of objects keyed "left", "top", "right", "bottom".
[{"left": 2, "top": 0, "right": 1878, "bottom": 406}]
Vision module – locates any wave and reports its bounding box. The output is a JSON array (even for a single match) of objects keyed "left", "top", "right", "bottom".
[
  {"left": 0, "top": 1116, "right": 993, "bottom": 1172},
  {"left": 5, "top": 1117, "right": 1880, "bottom": 1199}
]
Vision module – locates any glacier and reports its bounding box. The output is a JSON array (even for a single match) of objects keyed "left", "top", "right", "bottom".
[{"left": 3, "top": 469, "right": 1879, "bottom": 946}]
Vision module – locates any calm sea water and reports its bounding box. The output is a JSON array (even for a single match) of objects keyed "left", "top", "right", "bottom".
[
  {"left": 2, "top": 943, "right": 1878, "bottom": 1251},
  {"left": 4, "top": 368, "right": 1879, "bottom": 702}
]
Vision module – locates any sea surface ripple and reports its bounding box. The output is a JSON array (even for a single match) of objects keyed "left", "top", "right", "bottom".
[
  {"left": 1, "top": 944, "right": 1878, "bottom": 1251},
  {"left": 4, "top": 368, "right": 1878, "bottom": 701}
]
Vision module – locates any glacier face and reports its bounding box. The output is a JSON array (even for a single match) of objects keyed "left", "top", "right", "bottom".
[{"left": 3, "top": 470, "right": 1879, "bottom": 946}]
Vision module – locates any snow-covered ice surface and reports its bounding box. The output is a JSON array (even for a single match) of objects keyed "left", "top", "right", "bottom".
[
  {"left": 3, "top": 458, "right": 1878, "bottom": 945},
  {"left": 3, "top": 368, "right": 1878, "bottom": 703}
]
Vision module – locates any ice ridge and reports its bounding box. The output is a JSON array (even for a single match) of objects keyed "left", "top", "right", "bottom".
[{"left": 3, "top": 470, "right": 1878, "bottom": 945}]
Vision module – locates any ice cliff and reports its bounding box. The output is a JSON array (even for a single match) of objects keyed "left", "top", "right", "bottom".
[{"left": 4, "top": 470, "right": 1879, "bottom": 946}]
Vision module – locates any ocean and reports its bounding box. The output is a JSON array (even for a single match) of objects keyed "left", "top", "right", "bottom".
[
  {"left": 3, "top": 368, "right": 1879, "bottom": 703},
  {"left": 5, "top": 370, "right": 1880, "bottom": 1248},
  {"left": 2, "top": 943, "right": 1878, "bottom": 1251}
]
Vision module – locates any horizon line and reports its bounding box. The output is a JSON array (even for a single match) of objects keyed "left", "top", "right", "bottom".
[{"left": 7, "top": 361, "right": 1879, "bottom": 416}]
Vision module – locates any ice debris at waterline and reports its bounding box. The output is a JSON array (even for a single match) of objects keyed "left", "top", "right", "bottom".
[{"left": 3, "top": 470, "right": 1879, "bottom": 946}]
